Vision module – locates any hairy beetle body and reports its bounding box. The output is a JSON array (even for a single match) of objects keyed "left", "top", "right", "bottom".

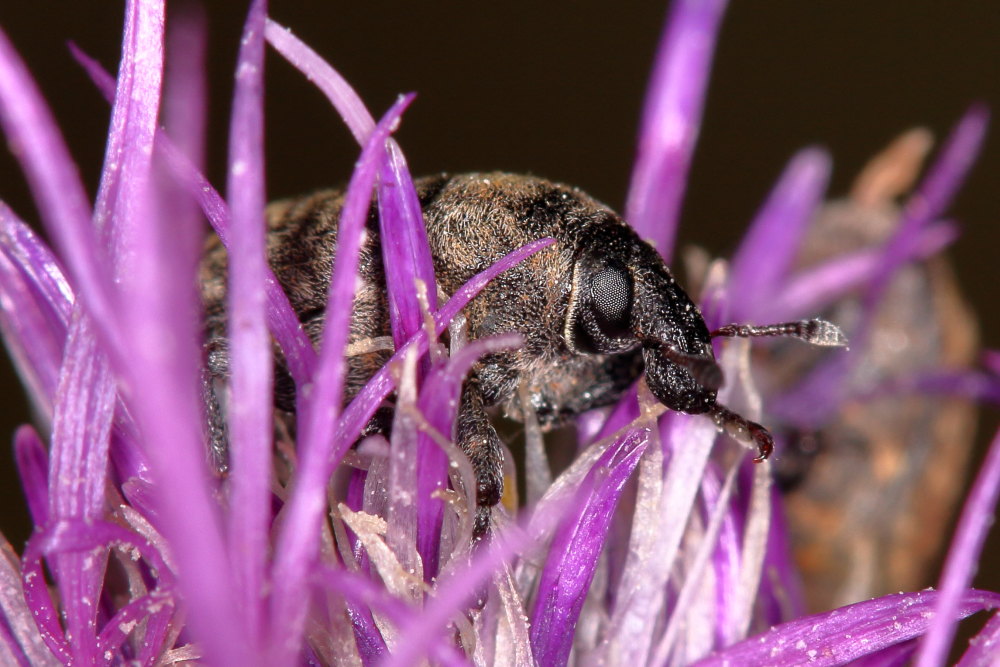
[{"left": 202, "top": 172, "right": 842, "bottom": 536}]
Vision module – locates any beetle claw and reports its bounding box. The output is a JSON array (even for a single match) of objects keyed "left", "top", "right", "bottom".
[{"left": 709, "top": 403, "right": 774, "bottom": 461}]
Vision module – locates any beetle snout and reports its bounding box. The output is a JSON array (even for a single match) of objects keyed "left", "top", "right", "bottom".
[{"left": 642, "top": 345, "right": 720, "bottom": 415}]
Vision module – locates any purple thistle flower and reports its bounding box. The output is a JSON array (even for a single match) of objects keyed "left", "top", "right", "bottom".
[{"left": 0, "top": 1, "right": 998, "bottom": 665}]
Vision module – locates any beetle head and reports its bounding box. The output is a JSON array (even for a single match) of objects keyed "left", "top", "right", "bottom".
[
  {"left": 565, "top": 224, "right": 722, "bottom": 414},
  {"left": 561, "top": 209, "right": 851, "bottom": 463}
]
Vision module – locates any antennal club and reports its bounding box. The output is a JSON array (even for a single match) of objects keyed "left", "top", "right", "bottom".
[{"left": 711, "top": 318, "right": 847, "bottom": 347}]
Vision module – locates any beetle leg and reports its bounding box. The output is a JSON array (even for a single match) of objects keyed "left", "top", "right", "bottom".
[
  {"left": 456, "top": 383, "right": 505, "bottom": 540},
  {"left": 203, "top": 333, "right": 395, "bottom": 473},
  {"left": 201, "top": 363, "right": 230, "bottom": 475},
  {"left": 708, "top": 403, "right": 774, "bottom": 462},
  {"left": 203, "top": 338, "right": 231, "bottom": 475}
]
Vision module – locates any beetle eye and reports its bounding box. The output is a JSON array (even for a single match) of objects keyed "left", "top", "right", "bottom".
[{"left": 590, "top": 262, "right": 633, "bottom": 337}]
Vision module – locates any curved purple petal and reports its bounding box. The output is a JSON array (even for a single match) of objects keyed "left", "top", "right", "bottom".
[
  {"left": 265, "top": 19, "right": 438, "bottom": 351},
  {"left": 959, "top": 610, "right": 1000, "bottom": 666},
  {"left": 770, "top": 220, "right": 957, "bottom": 321},
  {"left": 96, "top": 591, "right": 175, "bottom": 660},
  {"left": 916, "top": 427, "right": 1000, "bottom": 666},
  {"left": 264, "top": 19, "right": 375, "bottom": 142},
  {"left": 861, "top": 106, "right": 988, "bottom": 336},
  {"left": 530, "top": 428, "right": 650, "bottom": 666},
  {"left": 0, "top": 203, "right": 73, "bottom": 326},
  {"left": 695, "top": 590, "right": 1000, "bottom": 667},
  {"left": 415, "top": 333, "right": 523, "bottom": 579},
  {"left": 269, "top": 94, "right": 411, "bottom": 662},
  {"left": 0, "top": 27, "right": 120, "bottom": 356},
  {"left": 378, "top": 141, "right": 438, "bottom": 347},
  {"left": 92, "top": 0, "right": 163, "bottom": 269},
  {"left": 69, "top": 42, "right": 317, "bottom": 384},
  {"left": 727, "top": 148, "right": 831, "bottom": 320},
  {"left": 0, "top": 235, "right": 67, "bottom": 417},
  {"left": 335, "top": 237, "right": 556, "bottom": 455},
  {"left": 625, "top": 0, "right": 728, "bottom": 261},
  {"left": 47, "top": 314, "right": 114, "bottom": 664},
  {"left": 13, "top": 426, "right": 48, "bottom": 527},
  {"left": 0, "top": 539, "right": 57, "bottom": 666},
  {"left": 225, "top": 0, "right": 272, "bottom": 640}
]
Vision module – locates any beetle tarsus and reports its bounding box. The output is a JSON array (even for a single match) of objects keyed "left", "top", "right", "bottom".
[
  {"left": 457, "top": 385, "right": 505, "bottom": 540},
  {"left": 709, "top": 403, "right": 774, "bottom": 462}
]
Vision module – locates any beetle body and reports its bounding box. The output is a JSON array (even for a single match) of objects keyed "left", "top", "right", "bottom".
[{"left": 202, "top": 173, "right": 826, "bottom": 535}]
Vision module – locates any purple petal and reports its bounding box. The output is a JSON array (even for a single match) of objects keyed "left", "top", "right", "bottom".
[
  {"left": 903, "top": 105, "right": 989, "bottom": 234},
  {"left": 378, "top": 141, "right": 439, "bottom": 347},
  {"left": 0, "top": 27, "right": 120, "bottom": 355},
  {"left": 694, "top": 590, "right": 1000, "bottom": 666},
  {"left": 265, "top": 18, "right": 438, "bottom": 351},
  {"left": 225, "top": 0, "right": 272, "bottom": 639},
  {"left": 269, "top": 95, "right": 411, "bottom": 662},
  {"left": 625, "top": 0, "right": 728, "bottom": 261},
  {"left": 584, "top": 384, "right": 641, "bottom": 446},
  {"left": 727, "top": 148, "right": 831, "bottom": 320},
  {"left": 530, "top": 428, "right": 650, "bottom": 666},
  {"left": 959, "top": 611, "right": 1000, "bottom": 666},
  {"left": 69, "top": 43, "right": 317, "bottom": 385},
  {"left": 21, "top": 519, "right": 176, "bottom": 663},
  {"left": 317, "top": 565, "right": 469, "bottom": 667},
  {"left": 335, "top": 237, "right": 556, "bottom": 458},
  {"left": 850, "top": 639, "right": 918, "bottom": 667},
  {"left": 92, "top": 0, "right": 163, "bottom": 269},
  {"left": 869, "top": 369, "right": 1000, "bottom": 405},
  {"left": 18, "top": 544, "right": 66, "bottom": 660},
  {"left": 162, "top": 7, "right": 207, "bottom": 174},
  {"left": 413, "top": 380, "right": 452, "bottom": 580},
  {"left": 0, "top": 218, "right": 69, "bottom": 417},
  {"left": 653, "top": 459, "right": 740, "bottom": 662},
  {"left": 770, "top": 220, "right": 957, "bottom": 321},
  {"left": 89, "top": 5, "right": 250, "bottom": 662},
  {"left": 915, "top": 426, "right": 1000, "bottom": 666},
  {"left": 0, "top": 539, "right": 57, "bottom": 666},
  {"left": 601, "top": 413, "right": 717, "bottom": 663},
  {"left": 0, "top": 203, "right": 73, "bottom": 325},
  {"left": 96, "top": 592, "right": 175, "bottom": 660},
  {"left": 861, "top": 106, "right": 988, "bottom": 331},
  {"left": 47, "top": 314, "right": 115, "bottom": 664},
  {"left": 13, "top": 425, "right": 49, "bottom": 527},
  {"left": 415, "top": 333, "right": 524, "bottom": 579},
  {"left": 340, "top": 472, "right": 387, "bottom": 664},
  {"left": 264, "top": 19, "right": 375, "bottom": 142},
  {"left": 385, "top": 486, "right": 573, "bottom": 667}
]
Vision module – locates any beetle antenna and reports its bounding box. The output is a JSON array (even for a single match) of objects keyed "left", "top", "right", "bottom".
[
  {"left": 662, "top": 346, "right": 724, "bottom": 391},
  {"left": 711, "top": 318, "right": 847, "bottom": 347},
  {"left": 708, "top": 403, "right": 774, "bottom": 462}
]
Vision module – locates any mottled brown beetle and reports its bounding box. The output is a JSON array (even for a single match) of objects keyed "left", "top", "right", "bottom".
[{"left": 201, "top": 172, "right": 845, "bottom": 537}]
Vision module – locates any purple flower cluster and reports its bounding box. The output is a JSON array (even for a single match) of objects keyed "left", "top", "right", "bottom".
[{"left": 0, "top": 0, "right": 998, "bottom": 665}]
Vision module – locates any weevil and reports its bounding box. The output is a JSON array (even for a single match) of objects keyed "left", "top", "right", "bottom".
[{"left": 200, "top": 172, "right": 845, "bottom": 537}]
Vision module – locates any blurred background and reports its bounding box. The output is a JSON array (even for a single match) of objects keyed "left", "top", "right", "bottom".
[{"left": 0, "top": 0, "right": 997, "bottom": 600}]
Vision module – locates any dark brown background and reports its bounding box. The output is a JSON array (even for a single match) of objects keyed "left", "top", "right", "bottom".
[{"left": 1, "top": 1, "right": 998, "bottom": 593}]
